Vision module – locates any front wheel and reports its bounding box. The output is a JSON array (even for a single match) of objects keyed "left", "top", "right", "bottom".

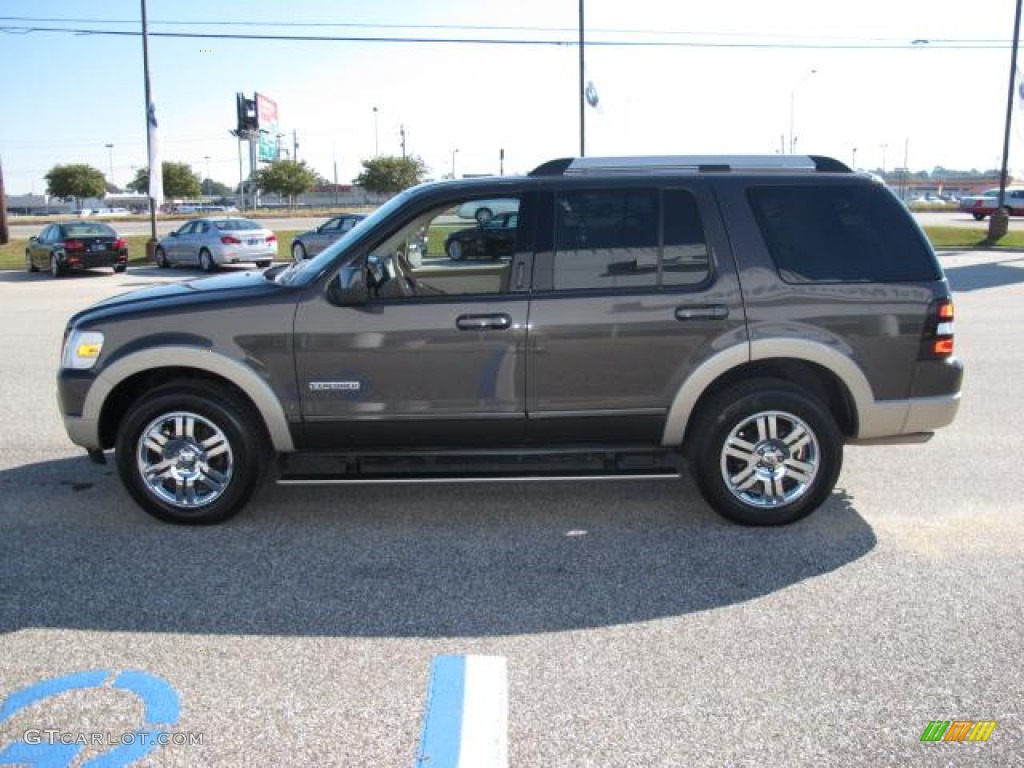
[
  {"left": 291, "top": 242, "right": 307, "bottom": 261},
  {"left": 687, "top": 379, "right": 843, "bottom": 526},
  {"left": 115, "top": 383, "right": 267, "bottom": 524},
  {"left": 155, "top": 247, "right": 169, "bottom": 268},
  {"left": 26, "top": 251, "right": 38, "bottom": 272},
  {"left": 113, "top": 264, "right": 127, "bottom": 274},
  {"left": 446, "top": 240, "right": 464, "bottom": 261},
  {"left": 972, "top": 213, "right": 986, "bottom": 221}
]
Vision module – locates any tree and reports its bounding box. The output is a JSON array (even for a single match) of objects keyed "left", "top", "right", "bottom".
[
  {"left": 200, "top": 178, "right": 233, "bottom": 198},
  {"left": 355, "top": 155, "right": 428, "bottom": 195},
  {"left": 126, "top": 162, "right": 201, "bottom": 198},
  {"left": 44, "top": 164, "right": 106, "bottom": 209},
  {"left": 253, "top": 160, "right": 318, "bottom": 207}
]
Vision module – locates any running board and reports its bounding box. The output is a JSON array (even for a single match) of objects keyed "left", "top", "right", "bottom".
[{"left": 276, "top": 450, "right": 681, "bottom": 485}]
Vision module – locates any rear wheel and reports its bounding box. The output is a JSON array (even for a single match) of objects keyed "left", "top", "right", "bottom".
[
  {"left": 972, "top": 213, "right": 986, "bottom": 221},
  {"left": 199, "top": 249, "right": 215, "bottom": 273},
  {"left": 113, "top": 264, "right": 127, "bottom": 274},
  {"left": 687, "top": 379, "right": 843, "bottom": 526},
  {"left": 154, "top": 246, "right": 169, "bottom": 268},
  {"left": 474, "top": 207, "right": 494, "bottom": 225},
  {"left": 115, "top": 382, "right": 267, "bottom": 524},
  {"left": 255, "top": 260, "right": 272, "bottom": 269}
]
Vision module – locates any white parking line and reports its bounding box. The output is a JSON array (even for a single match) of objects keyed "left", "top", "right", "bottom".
[{"left": 416, "top": 655, "right": 508, "bottom": 768}]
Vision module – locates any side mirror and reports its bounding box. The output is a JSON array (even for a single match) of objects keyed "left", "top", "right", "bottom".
[
  {"left": 29, "top": 236, "right": 38, "bottom": 243},
  {"left": 327, "top": 264, "right": 369, "bottom": 306},
  {"left": 169, "top": 231, "right": 178, "bottom": 238}
]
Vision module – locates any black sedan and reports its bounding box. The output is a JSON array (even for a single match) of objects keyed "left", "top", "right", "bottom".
[
  {"left": 25, "top": 221, "right": 128, "bottom": 277},
  {"left": 444, "top": 212, "right": 518, "bottom": 261}
]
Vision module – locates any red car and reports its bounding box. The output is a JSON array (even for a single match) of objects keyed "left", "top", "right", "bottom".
[{"left": 958, "top": 187, "right": 1024, "bottom": 220}]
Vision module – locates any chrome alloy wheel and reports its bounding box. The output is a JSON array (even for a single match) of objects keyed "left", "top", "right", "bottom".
[
  {"left": 719, "top": 410, "right": 820, "bottom": 509},
  {"left": 136, "top": 411, "right": 234, "bottom": 509}
]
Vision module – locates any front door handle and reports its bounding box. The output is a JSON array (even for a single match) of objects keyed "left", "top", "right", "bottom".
[
  {"left": 675, "top": 304, "right": 729, "bottom": 322},
  {"left": 456, "top": 313, "right": 512, "bottom": 331}
]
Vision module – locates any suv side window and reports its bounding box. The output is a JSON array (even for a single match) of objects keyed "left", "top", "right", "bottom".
[
  {"left": 551, "top": 188, "right": 709, "bottom": 291},
  {"left": 366, "top": 195, "right": 523, "bottom": 299},
  {"left": 554, "top": 189, "right": 658, "bottom": 290},
  {"left": 748, "top": 184, "right": 941, "bottom": 283}
]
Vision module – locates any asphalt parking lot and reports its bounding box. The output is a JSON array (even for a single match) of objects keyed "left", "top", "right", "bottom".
[{"left": 0, "top": 254, "right": 1021, "bottom": 766}]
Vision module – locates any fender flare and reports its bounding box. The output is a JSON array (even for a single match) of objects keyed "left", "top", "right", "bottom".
[{"left": 83, "top": 346, "right": 295, "bottom": 452}]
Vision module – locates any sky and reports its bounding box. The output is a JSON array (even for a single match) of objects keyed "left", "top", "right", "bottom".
[{"left": 1, "top": 0, "right": 1023, "bottom": 195}]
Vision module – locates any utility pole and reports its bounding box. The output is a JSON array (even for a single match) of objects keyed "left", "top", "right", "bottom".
[
  {"left": 990, "top": 0, "right": 1023, "bottom": 240},
  {"left": 578, "top": 0, "right": 585, "bottom": 157},
  {"left": 293, "top": 129, "right": 299, "bottom": 163},
  {"left": 0, "top": 157, "right": 9, "bottom": 245},
  {"left": 500, "top": 148, "right": 505, "bottom": 176},
  {"left": 400, "top": 124, "right": 407, "bottom": 159}
]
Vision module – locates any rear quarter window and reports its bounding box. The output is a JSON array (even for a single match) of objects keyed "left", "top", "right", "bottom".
[{"left": 748, "top": 184, "right": 941, "bottom": 283}]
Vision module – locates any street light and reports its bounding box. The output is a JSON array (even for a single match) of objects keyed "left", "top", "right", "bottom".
[
  {"left": 373, "top": 106, "right": 379, "bottom": 156},
  {"left": 788, "top": 69, "right": 816, "bottom": 154},
  {"left": 451, "top": 148, "right": 459, "bottom": 179},
  {"left": 852, "top": 147, "right": 858, "bottom": 169},
  {"left": 880, "top": 143, "right": 888, "bottom": 174},
  {"left": 105, "top": 143, "right": 114, "bottom": 186}
]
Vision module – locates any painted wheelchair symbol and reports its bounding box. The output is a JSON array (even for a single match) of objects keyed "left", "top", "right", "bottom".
[{"left": 0, "top": 669, "right": 179, "bottom": 767}]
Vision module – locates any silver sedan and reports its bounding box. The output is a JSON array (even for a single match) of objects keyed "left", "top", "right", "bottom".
[
  {"left": 290, "top": 214, "right": 365, "bottom": 260},
  {"left": 154, "top": 217, "right": 278, "bottom": 272}
]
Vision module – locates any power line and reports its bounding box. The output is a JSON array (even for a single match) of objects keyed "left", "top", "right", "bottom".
[{"left": 0, "top": 23, "right": 1011, "bottom": 49}]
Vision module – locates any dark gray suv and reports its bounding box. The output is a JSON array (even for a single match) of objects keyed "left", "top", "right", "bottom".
[{"left": 57, "top": 155, "right": 962, "bottom": 525}]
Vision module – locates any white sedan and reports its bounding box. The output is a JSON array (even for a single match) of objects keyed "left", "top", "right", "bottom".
[{"left": 455, "top": 198, "right": 519, "bottom": 224}]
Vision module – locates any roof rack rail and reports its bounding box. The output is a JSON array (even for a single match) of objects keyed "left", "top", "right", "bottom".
[{"left": 528, "top": 155, "right": 851, "bottom": 176}]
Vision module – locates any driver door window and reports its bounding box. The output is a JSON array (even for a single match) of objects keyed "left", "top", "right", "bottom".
[{"left": 366, "top": 195, "right": 525, "bottom": 299}]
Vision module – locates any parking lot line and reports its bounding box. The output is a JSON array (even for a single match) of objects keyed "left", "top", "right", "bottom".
[{"left": 416, "top": 655, "right": 508, "bottom": 768}]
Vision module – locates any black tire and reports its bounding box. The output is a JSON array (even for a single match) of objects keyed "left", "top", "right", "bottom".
[
  {"left": 291, "top": 242, "right": 307, "bottom": 261},
  {"left": 199, "top": 249, "right": 216, "bottom": 273},
  {"left": 155, "top": 247, "right": 169, "bottom": 268},
  {"left": 446, "top": 240, "right": 464, "bottom": 261},
  {"left": 972, "top": 213, "right": 986, "bottom": 221},
  {"left": 50, "top": 254, "right": 63, "bottom": 279},
  {"left": 114, "top": 381, "right": 268, "bottom": 525},
  {"left": 26, "top": 251, "right": 39, "bottom": 272},
  {"left": 474, "top": 207, "right": 494, "bottom": 225},
  {"left": 686, "top": 379, "right": 843, "bottom": 526},
  {"left": 1003, "top": 206, "right": 1013, "bottom": 217},
  {"left": 255, "top": 260, "right": 272, "bottom": 269},
  {"left": 113, "top": 264, "right": 127, "bottom": 274}
]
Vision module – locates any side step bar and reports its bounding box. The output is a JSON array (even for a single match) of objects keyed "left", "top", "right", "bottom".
[{"left": 276, "top": 450, "right": 681, "bottom": 485}]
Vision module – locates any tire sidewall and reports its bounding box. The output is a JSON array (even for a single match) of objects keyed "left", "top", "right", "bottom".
[
  {"left": 115, "top": 388, "right": 264, "bottom": 524},
  {"left": 690, "top": 384, "right": 842, "bottom": 526}
]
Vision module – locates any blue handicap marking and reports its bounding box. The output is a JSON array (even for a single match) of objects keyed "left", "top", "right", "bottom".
[{"left": 0, "top": 669, "right": 180, "bottom": 768}]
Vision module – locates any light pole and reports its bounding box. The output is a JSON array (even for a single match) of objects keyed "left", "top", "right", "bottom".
[
  {"left": 788, "top": 69, "right": 816, "bottom": 154},
  {"left": 105, "top": 143, "right": 114, "bottom": 186},
  {"left": 373, "top": 107, "right": 379, "bottom": 156},
  {"left": 203, "top": 155, "right": 210, "bottom": 197},
  {"left": 880, "top": 144, "right": 888, "bottom": 175},
  {"left": 990, "top": 0, "right": 1023, "bottom": 240},
  {"left": 851, "top": 147, "right": 858, "bottom": 169},
  {"left": 451, "top": 148, "right": 459, "bottom": 179}
]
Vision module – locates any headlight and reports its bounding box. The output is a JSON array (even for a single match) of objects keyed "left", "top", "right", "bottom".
[{"left": 62, "top": 330, "right": 105, "bottom": 370}]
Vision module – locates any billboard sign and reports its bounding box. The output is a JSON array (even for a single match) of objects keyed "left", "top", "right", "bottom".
[{"left": 256, "top": 93, "right": 279, "bottom": 163}]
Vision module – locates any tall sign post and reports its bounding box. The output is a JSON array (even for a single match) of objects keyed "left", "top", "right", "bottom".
[
  {"left": 990, "top": 0, "right": 1024, "bottom": 240},
  {"left": 140, "top": 0, "right": 159, "bottom": 259}
]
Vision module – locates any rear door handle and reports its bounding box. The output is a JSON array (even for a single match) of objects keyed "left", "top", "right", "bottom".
[
  {"left": 456, "top": 313, "right": 512, "bottom": 331},
  {"left": 675, "top": 304, "right": 729, "bottom": 321}
]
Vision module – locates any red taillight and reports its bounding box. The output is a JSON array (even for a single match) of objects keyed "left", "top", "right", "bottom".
[
  {"left": 266, "top": 234, "right": 277, "bottom": 244},
  {"left": 920, "top": 298, "right": 955, "bottom": 359},
  {"left": 221, "top": 235, "right": 242, "bottom": 245},
  {"left": 62, "top": 239, "right": 85, "bottom": 251},
  {"left": 113, "top": 238, "right": 126, "bottom": 250}
]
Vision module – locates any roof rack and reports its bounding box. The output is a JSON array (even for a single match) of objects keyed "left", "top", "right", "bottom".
[{"left": 529, "top": 155, "right": 851, "bottom": 177}]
